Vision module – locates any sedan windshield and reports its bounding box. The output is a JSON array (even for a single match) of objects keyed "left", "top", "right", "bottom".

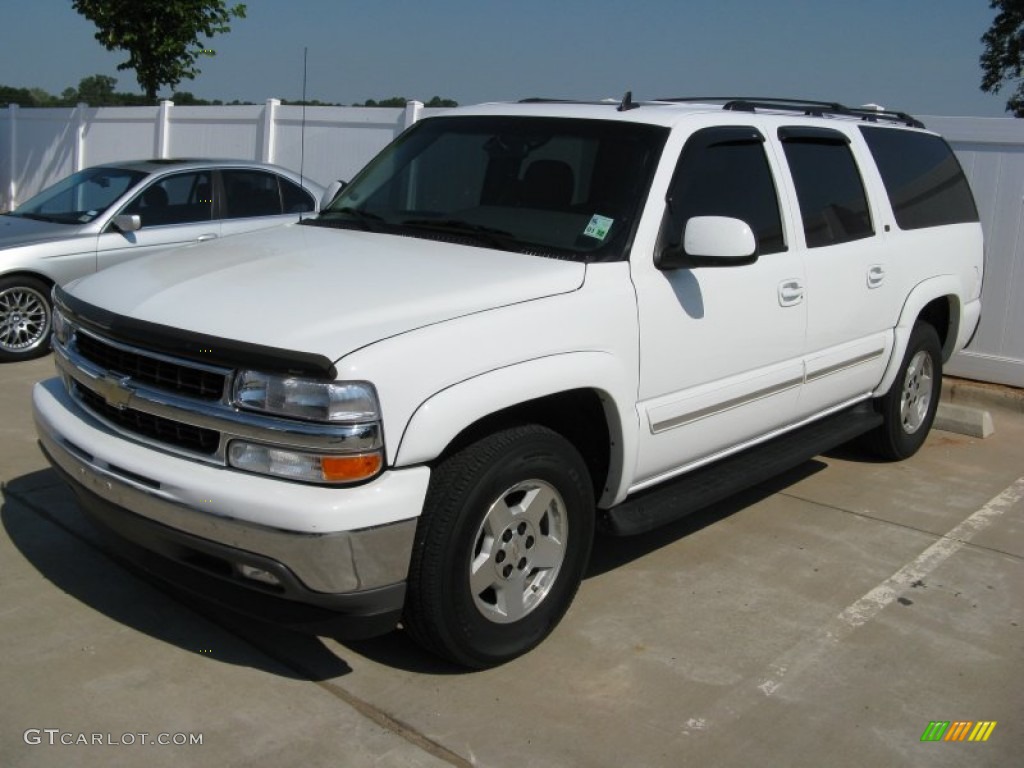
[
  {"left": 11, "top": 167, "right": 146, "bottom": 224},
  {"left": 311, "top": 116, "right": 668, "bottom": 262}
]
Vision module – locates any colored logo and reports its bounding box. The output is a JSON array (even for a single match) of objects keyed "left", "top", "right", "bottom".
[{"left": 920, "top": 721, "right": 997, "bottom": 742}]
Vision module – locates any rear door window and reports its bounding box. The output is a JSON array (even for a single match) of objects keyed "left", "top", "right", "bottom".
[
  {"left": 780, "top": 127, "right": 873, "bottom": 248},
  {"left": 859, "top": 126, "right": 979, "bottom": 230},
  {"left": 222, "top": 170, "right": 284, "bottom": 219}
]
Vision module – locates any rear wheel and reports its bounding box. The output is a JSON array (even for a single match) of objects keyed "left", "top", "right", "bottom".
[
  {"left": 403, "top": 425, "right": 594, "bottom": 668},
  {"left": 0, "top": 276, "right": 53, "bottom": 362},
  {"left": 869, "top": 322, "right": 942, "bottom": 460}
]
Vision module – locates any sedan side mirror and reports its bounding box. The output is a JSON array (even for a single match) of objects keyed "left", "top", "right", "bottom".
[
  {"left": 112, "top": 214, "right": 142, "bottom": 233},
  {"left": 657, "top": 216, "right": 758, "bottom": 270}
]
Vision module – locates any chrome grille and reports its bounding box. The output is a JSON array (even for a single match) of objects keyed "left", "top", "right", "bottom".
[
  {"left": 74, "top": 382, "right": 220, "bottom": 455},
  {"left": 75, "top": 331, "right": 227, "bottom": 401}
]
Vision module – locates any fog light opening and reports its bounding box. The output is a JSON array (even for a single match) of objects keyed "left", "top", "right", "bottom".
[{"left": 236, "top": 563, "right": 282, "bottom": 587}]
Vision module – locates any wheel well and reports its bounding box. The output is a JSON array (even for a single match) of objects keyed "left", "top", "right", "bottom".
[
  {"left": 0, "top": 271, "right": 56, "bottom": 292},
  {"left": 917, "top": 297, "right": 952, "bottom": 359},
  {"left": 437, "top": 389, "right": 612, "bottom": 498}
]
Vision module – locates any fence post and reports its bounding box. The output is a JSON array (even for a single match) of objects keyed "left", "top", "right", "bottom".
[
  {"left": 263, "top": 98, "right": 280, "bottom": 163},
  {"left": 156, "top": 99, "right": 173, "bottom": 158},
  {"left": 4, "top": 103, "right": 17, "bottom": 211},
  {"left": 74, "top": 102, "right": 88, "bottom": 171},
  {"left": 404, "top": 100, "right": 423, "bottom": 130}
]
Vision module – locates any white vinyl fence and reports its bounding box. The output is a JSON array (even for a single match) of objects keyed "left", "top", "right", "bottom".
[
  {"left": 0, "top": 99, "right": 436, "bottom": 211},
  {"left": 1, "top": 102, "right": 1021, "bottom": 387}
]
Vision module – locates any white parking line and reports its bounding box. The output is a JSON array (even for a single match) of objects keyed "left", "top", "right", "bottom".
[{"left": 755, "top": 474, "right": 1024, "bottom": 697}]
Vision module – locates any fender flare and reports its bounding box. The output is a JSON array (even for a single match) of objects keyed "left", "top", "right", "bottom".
[
  {"left": 874, "top": 275, "right": 962, "bottom": 397},
  {"left": 394, "top": 351, "right": 638, "bottom": 507}
]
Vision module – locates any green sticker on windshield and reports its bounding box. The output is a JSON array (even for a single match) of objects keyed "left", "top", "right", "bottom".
[{"left": 583, "top": 214, "right": 613, "bottom": 241}]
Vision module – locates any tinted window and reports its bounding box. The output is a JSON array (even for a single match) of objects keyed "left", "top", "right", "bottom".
[
  {"left": 222, "top": 170, "right": 283, "bottom": 219},
  {"left": 860, "top": 126, "right": 979, "bottom": 230},
  {"left": 281, "top": 176, "right": 315, "bottom": 213},
  {"left": 667, "top": 127, "right": 785, "bottom": 254},
  {"left": 781, "top": 130, "right": 873, "bottom": 248},
  {"left": 123, "top": 171, "right": 213, "bottom": 226}
]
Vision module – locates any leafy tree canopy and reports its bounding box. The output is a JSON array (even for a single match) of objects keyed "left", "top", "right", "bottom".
[
  {"left": 71, "top": 0, "right": 246, "bottom": 102},
  {"left": 981, "top": 0, "right": 1024, "bottom": 116}
]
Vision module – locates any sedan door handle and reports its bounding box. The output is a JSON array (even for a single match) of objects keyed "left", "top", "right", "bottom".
[
  {"left": 778, "top": 279, "right": 804, "bottom": 307},
  {"left": 196, "top": 233, "right": 218, "bottom": 243},
  {"left": 867, "top": 265, "right": 885, "bottom": 289}
]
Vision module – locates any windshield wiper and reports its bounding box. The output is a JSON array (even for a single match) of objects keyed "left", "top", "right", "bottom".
[
  {"left": 399, "top": 218, "right": 520, "bottom": 251},
  {"left": 7, "top": 211, "right": 69, "bottom": 224}
]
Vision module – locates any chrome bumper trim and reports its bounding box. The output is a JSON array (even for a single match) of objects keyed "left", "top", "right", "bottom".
[{"left": 37, "top": 421, "right": 415, "bottom": 594}]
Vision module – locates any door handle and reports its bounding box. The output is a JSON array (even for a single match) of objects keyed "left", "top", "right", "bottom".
[
  {"left": 196, "top": 234, "right": 218, "bottom": 243},
  {"left": 778, "top": 279, "right": 804, "bottom": 307},
  {"left": 867, "top": 265, "right": 885, "bottom": 289}
]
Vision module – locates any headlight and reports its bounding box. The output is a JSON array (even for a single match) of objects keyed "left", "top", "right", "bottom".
[
  {"left": 231, "top": 370, "right": 384, "bottom": 483},
  {"left": 233, "top": 370, "right": 379, "bottom": 423}
]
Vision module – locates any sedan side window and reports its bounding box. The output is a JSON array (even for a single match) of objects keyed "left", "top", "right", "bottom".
[
  {"left": 123, "top": 171, "right": 214, "bottom": 227},
  {"left": 222, "top": 170, "right": 284, "bottom": 219},
  {"left": 666, "top": 126, "right": 786, "bottom": 255}
]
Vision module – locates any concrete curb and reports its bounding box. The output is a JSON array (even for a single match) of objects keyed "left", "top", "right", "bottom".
[
  {"left": 942, "top": 376, "right": 1024, "bottom": 415},
  {"left": 934, "top": 402, "right": 995, "bottom": 438}
]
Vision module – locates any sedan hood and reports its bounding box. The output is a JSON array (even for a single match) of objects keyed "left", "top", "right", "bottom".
[
  {"left": 0, "top": 214, "right": 83, "bottom": 249},
  {"left": 66, "top": 223, "right": 586, "bottom": 361}
]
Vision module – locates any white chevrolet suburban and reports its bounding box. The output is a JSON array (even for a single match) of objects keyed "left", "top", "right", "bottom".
[{"left": 32, "top": 96, "right": 983, "bottom": 668}]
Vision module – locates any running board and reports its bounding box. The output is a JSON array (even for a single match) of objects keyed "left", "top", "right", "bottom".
[{"left": 601, "top": 405, "right": 883, "bottom": 536}]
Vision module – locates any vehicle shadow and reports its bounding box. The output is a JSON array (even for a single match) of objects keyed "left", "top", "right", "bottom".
[
  {"left": 1, "top": 469, "right": 354, "bottom": 681},
  {"left": 587, "top": 459, "right": 828, "bottom": 577}
]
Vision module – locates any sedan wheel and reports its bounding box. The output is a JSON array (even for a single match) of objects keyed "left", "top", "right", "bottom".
[{"left": 0, "top": 277, "right": 53, "bottom": 361}]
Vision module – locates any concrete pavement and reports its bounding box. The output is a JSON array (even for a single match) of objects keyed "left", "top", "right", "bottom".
[{"left": 2, "top": 356, "right": 1021, "bottom": 767}]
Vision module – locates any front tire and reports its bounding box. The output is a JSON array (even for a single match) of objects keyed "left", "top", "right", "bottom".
[
  {"left": 403, "top": 425, "right": 595, "bottom": 668},
  {"left": 0, "top": 276, "right": 53, "bottom": 362},
  {"left": 870, "top": 322, "right": 942, "bottom": 460}
]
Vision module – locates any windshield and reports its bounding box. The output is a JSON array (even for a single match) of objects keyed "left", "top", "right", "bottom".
[
  {"left": 312, "top": 116, "right": 668, "bottom": 262},
  {"left": 11, "top": 167, "right": 146, "bottom": 224}
]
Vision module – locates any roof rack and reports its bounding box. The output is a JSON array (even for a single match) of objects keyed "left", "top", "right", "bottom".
[
  {"left": 657, "top": 97, "right": 925, "bottom": 128},
  {"left": 519, "top": 90, "right": 640, "bottom": 111}
]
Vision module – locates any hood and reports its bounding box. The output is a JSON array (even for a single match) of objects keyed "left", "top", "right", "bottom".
[
  {"left": 0, "top": 214, "right": 86, "bottom": 250},
  {"left": 66, "top": 223, "right": 586, "bottom": 361}
]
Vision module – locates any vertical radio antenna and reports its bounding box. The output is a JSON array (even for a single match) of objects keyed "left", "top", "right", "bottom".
[{"left": 299, "top": 46, "right": 308, "bottom": 215}]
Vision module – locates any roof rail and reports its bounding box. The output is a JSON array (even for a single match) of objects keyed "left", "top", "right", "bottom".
[{"left": 656, "top": 96, "right": 925, "bottom": 128}]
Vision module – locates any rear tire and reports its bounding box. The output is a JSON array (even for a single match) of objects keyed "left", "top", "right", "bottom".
[
  {"left": 403, "top": 425, "right": 594, "bottom": 668},
  {"left": 869, "top": 322, "right": 942, "bottom": 460},
  {"left": 0, "top": 276, "right": 53, "bottom": 362}
]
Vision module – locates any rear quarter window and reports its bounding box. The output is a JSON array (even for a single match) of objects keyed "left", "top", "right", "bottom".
[{"left": 860, "top": 126, "right": 979, "bottom": 230}]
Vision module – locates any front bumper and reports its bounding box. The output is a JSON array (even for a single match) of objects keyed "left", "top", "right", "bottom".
[{"left": 33, "top": 377, "right": 431, "bottom": 634}]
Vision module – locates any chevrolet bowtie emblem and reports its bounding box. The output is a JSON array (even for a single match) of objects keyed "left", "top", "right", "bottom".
[{"left": 99, "top": 374, "right": 134, "bottom": 410}]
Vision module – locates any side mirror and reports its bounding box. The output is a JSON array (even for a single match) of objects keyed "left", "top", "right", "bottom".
[
  {"left": 657, "top": 216, "right": 758, "bottom": 270},
  {"left": 112, "top": 214, "right": 142, "bottom": 233},
  {"left": 321, "top": 180, "right": 348, "bottom": 209}
]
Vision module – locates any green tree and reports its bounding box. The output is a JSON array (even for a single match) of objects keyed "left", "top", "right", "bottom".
[
  {"left": 76, "top": 74, "right": 118, "bottom": 104},
  {"left": 71, "top": 0, "right": 246, "bottom": 102},
  {"left": 980, "top": 0, "right": 1024, "bottom": 116}
]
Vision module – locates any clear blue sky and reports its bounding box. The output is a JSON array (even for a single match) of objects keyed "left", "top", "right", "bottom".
[{"left": 0, "top": 0, "right": 1012, "bottom": 117}]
